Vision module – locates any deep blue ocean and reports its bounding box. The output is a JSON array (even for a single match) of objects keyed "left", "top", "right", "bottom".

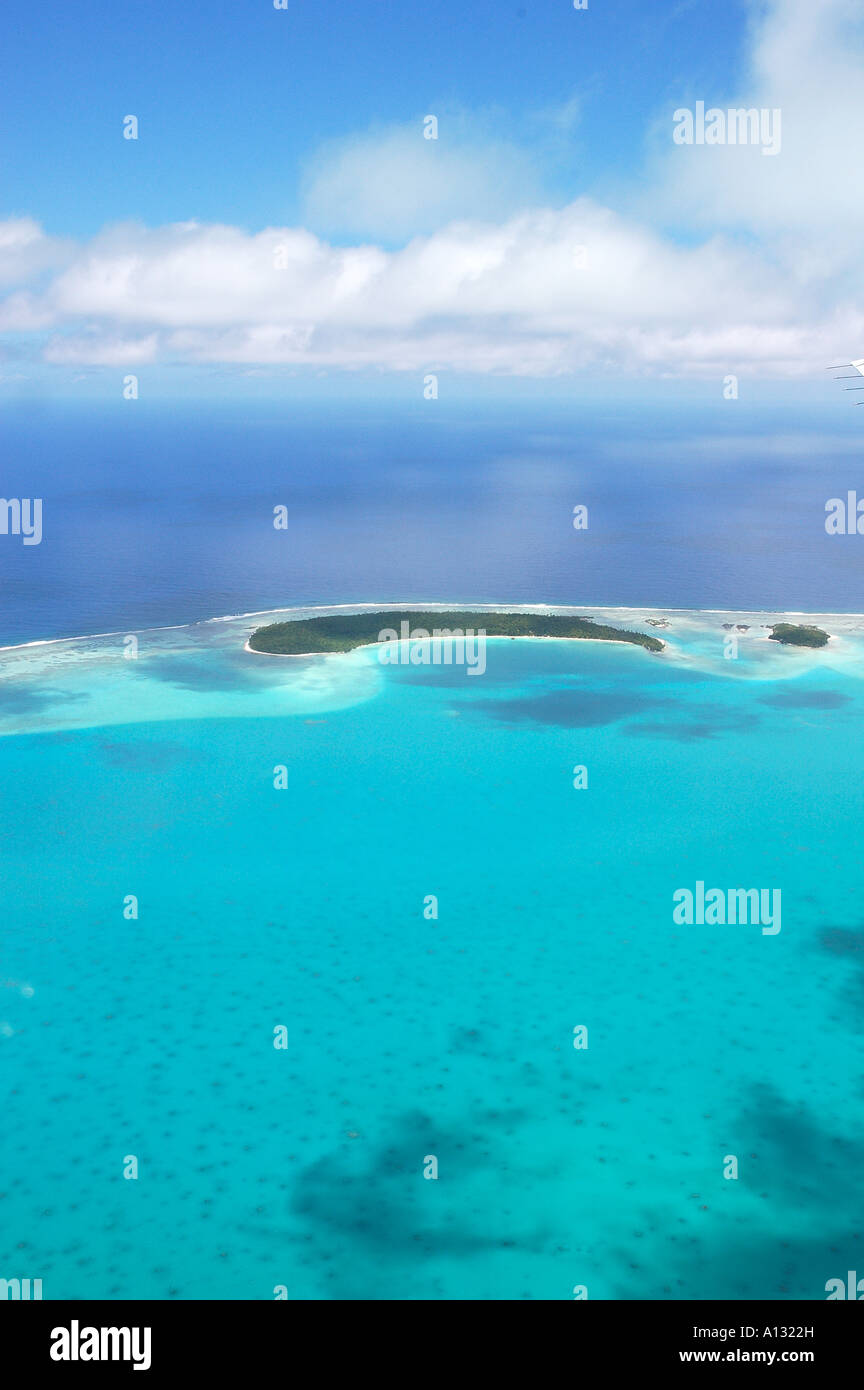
[
  {"left": 1, "top": 394, "right": 863, "bottom": 647},
  {"left": 1, "top": 396, "right": 863, "bottom": 1300}
]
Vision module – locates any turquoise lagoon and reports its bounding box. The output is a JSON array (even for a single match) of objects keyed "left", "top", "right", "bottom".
[{"left": 1, "top": 604, "right": 863, "bottom": 1301}]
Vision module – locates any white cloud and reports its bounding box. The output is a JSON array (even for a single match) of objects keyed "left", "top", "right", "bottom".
[
  {"left": 300, "top": 119, "right": 551, "bottom": 242},
  {"left": 0, "top": 200, "right": 859, "bottom": 378},
  {"left": 42, "top": 332, "right": 159, "bottom": 366},
  {"left": 1, "top": 0, "right": 862, "bottom": 380},
  {"left": 0, "top": 217, "right": 73, "bottom": 289},
  {"left": 647, "top": 0, "right": 864, "bottom": 256}
]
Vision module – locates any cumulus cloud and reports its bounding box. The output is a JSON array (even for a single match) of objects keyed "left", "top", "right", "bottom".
[
  {"left": 300, "top": 119, "right": 552, "bottom": 243},
  {"left": 647, "top": 0, "right": 864, "bottom": 253},
  {"left": 0, "top": 217, "right": 73, "bottom": 289},
  {"left": 0, "top": 201, "right": 859, "bottom": 377},
  {"left": 0, "top": 0, "right": 861, "bottom": 379},
  {"left": 42, "top": 332, "right": 159, "bottom": 366}
]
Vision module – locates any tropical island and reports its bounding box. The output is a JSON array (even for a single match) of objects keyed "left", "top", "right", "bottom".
[
  {"left": 247, "top": 610, "right": 666, "bottom": 654},
  {"left": 768, "top": 623, "right": 830, "bottom": 648}
]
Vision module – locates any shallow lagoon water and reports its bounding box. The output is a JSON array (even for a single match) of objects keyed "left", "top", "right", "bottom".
[{"left": 2, "top": 606, "right": 863, "bottom": 1300}]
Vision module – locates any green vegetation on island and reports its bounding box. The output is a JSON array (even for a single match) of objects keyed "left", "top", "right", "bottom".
[
  {"left": 768, "top": 623, "right": 830, "bottom": 648},
  {"left": 247, "top": 610, "right": 665, "bottom": 654}
]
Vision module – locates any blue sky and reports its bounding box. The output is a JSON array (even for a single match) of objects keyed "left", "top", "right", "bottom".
[
  {"left": 1, "top": 0, "right": 748, "bottom": 238},
  {"left": 0, "top": 0, "right": 862, "bottom": 395}
]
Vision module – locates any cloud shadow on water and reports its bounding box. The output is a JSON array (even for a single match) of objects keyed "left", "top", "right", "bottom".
[
  {"left": 0, "top": 683, "right": 87, "bottom": 716},
  {"left": 759, "top": 690, "right": 851, "bottom": 710},
  {"left": 816, "top": 922, "right": 864, "bottom": 1030},
  {"left": 625, "top": 709, "right": 760, "bottom": 742},
  {"left": 611, "top": 1083, "right": 864, "bottom": 1300},
  {"left": 141, "top": 652, "right": 289, "bottom": 694},
  {"left": 469, "top": 686, "right": 761, "bottom": 740},
  {"left": 276, "top": 1107, "right": 550, "bottom": 1298},
  {"left": 469, "top": 688, "right": 666, "bottom": 728}
]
